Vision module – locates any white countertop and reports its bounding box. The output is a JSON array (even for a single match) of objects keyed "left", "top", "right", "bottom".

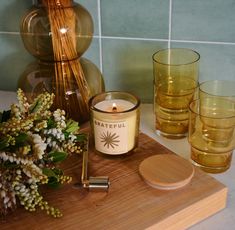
[{"left": 0, "top": 90, "right": 234, "bottom": 230}]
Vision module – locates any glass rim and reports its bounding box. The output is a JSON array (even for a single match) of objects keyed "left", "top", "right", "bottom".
[
  {"left": 199, "top": 80, "right": 235, "bottom": 98},
  {"left": 152, "top": 48, "right": 200, "bottom": 66},
  {"left": 189, "top": 98, "right": 235, "bottom": 119},
  {"left": 89, "top": 91, "right": 141, "bottom": 114}
]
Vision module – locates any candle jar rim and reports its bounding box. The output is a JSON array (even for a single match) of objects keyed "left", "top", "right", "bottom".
[{"left": 89, "top": 91, "right": 141, "bottom": 114}]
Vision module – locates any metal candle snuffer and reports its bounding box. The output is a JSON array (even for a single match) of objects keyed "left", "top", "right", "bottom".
[{"left": 74, "top": 136, "right": 110, "bottom": 191}]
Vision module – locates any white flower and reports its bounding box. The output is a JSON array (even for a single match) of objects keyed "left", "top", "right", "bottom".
[
  {"left": 30, "top": 134, "right": 47, "bottom": 159},
  {"left": 53, "top": 109, "right": 66, "bottom": 129}
]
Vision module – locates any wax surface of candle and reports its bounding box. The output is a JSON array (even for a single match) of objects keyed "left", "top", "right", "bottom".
[{"left": 94, "top": 99, "right": 135, "bottom": 112}]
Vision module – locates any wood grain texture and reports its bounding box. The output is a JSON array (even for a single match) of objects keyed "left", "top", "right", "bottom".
[{"left": 1, "top": 132, "right": 227, "bottom": 230}]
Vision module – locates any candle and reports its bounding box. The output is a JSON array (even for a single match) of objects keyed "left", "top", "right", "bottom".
[{"left": 90, "top": 91, "right": 140, "bottom": 155}]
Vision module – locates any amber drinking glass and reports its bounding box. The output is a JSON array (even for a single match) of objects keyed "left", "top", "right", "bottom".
[
  {"left": 199, "top": 80, "right": 235, "bottom": 100},
  {"left": 153, "top": 48, "right": 200, "bottom": 138},
  {"left": 189, "top": 98, "right": 235, "bottom": 173}
]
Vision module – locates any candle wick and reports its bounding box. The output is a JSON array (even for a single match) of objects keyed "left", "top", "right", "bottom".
[
  {"left": 112, "top": 103, "right": 117, "bottom": 112},
  {"left": 112, "top": 106, "right": 117, "bottom": 112}
]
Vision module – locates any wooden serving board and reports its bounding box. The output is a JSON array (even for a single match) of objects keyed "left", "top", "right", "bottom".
[{"left": 1, "top": 132, "right": 227, "bottom": 230}]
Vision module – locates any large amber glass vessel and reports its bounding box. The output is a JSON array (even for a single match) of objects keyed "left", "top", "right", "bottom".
[
  {"left": 19, "top": 0, "right": 104, "bottom": 123},
  {"left": 20, "top": 0, "right": 93, "bottom": 61}
]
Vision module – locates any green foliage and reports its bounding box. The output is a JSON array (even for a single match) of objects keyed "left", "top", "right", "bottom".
[
  {"left": 76, "top": 134, "right": 87, "bottom": 142},
  {"left": 0, "top": 136, "right": 10, "bottom": 150},
  {"left": 65, "top": 119, "right": 79, "bottom": 133},
  {"left": 1, "top": 161, "right": 18, "bottom": 169},
  {"left": 29, "top": 99, "right": 41, "bottom": 113},
  {"left": 47, "top": 151, "right": 67, "bottom": 163},
  {"left": 42, "top": 168, "right": 63, "bottom": 189},
  {"left": 15, "top": 133, "right": 28, "bottom": 146},
  {"left": 0, "top": 110, "right": 11, "bottom": 123},
  {"left": 47, "top": 118, "right": 57, "bottom": 129}
]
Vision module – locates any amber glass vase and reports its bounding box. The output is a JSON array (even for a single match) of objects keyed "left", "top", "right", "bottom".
[
  {"left": 20, "top": 0, "right": 104, "bottom": 123},
  {"left": 20, "top": 0, "right": 93, "bottom": 61},
  {"left": 18, "top": 58, "right": 104, "bottom": 123}
]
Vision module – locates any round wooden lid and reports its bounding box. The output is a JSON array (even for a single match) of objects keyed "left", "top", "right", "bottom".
[{"left": 139, "top": 154, "right": 194, "bottom": 190}]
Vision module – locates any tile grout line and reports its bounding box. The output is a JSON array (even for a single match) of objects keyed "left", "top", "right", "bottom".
[
  {"left": 2, "top": 32, "right": 235, "bottom": 47},
  {"left": 171, "top": 39, "right": 235, "bottom": 45},
  {"left": 93, "top": 35, "right": 235, "bottom": 46},
  {"left": 97, "top": 0, "right": 103, "bottom": 73},
  {"left": 99, "top": 35, "right": 168, "bottom": 42},
  {"left": 168, "top": 0, "right": 172, "bottom": 48}
]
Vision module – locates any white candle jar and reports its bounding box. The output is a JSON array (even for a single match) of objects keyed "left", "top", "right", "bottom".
[{"left": 90, "top": 91, "right": 140, "bottom": 156}]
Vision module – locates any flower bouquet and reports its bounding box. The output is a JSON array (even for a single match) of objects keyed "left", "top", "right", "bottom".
[{"left": 0, "top": 89, "right": 86, "bottom": 217}]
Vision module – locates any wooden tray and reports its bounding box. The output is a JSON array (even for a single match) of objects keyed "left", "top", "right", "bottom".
[{"left": 1, "top": 132, "right": 227, "bottom": 230}]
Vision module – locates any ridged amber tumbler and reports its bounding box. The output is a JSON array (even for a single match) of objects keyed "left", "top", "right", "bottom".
[
  {"left": 153, "top": 48, "right": 200, "bottom": 139},
  {"left": 189, "top": 98, "right": 235, "bottom": 173}
]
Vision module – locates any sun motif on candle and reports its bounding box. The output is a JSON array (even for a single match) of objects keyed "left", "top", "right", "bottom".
[{"left": 100, "top": 131, "right": 120, "bottom": 149}]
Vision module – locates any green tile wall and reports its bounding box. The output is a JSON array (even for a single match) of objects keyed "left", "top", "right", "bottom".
[
  {"left": 0, "top": 0, "right": 235, "bottom": 103},
  {"left": 101, "top": 0, "right": 169, "bottom": 39}
]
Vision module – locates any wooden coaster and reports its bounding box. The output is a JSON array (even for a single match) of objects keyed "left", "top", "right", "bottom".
[{"left": 139, "top": 154, "right": 195, "bottom": 190}]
